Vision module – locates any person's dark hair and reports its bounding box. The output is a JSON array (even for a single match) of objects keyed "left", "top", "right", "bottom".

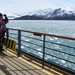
[
  {"left": 0, "top": 13, "right": 2, "bottom": 16},
  {"left": 4, "top": 14, "right": 6, "bottom": 17}
]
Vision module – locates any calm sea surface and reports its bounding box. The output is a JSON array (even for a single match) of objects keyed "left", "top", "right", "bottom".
[
  {"left": 7, "top": 20, "right": 75, "bottom": 71},
  {"left": 7, "top": 20, "right": 75, "bottom": 37}
]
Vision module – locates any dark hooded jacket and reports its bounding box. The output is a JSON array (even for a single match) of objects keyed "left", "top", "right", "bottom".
[
  {"left": 0, "top": 13, "right": 3, "bottom": 29},
  {"left": 2, "top": 19, "right": 7, "bottom": 31},
  {"left": 0, "top": 14, "right": 8, "bottom": 31}
]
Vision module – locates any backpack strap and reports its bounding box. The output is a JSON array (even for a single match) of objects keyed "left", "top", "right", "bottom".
[{"left": 0, "top": 20, "right": 2, "bottom": 24}]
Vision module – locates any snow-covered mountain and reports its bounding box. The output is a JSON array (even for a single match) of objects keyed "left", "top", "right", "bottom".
[
  {"left": 4, "top": 7, "right": 75, "bottom": 20},
  {"left": 27, "top": 8, "right": 75, "bottom": 19},
  {"left": 7, "top": 13, "right": 22, "bottom": 19},
  {"left": 2, "top": 12, "right": 22, "bottom": 19},
  {"left": 27, "top": 8, "right": 53, "bottom": 16}
]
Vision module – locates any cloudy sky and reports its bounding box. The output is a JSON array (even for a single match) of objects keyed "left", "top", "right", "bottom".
[{"left": 0, "top": 0, "right": 75, "bottom": 14}]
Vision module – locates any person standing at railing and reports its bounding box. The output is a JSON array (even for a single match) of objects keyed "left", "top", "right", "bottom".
[
  {"left": 2, "top": 14, "right": 9, "bottom": 42},
  {"left": 2, "top": 14, "right": 9, "bottom": 50},
  {"left": 0, "top": 13, "right": 9, "bottom": 52},
  {"left": 0, "top": 13, "right": 3, "bottom": 52}
]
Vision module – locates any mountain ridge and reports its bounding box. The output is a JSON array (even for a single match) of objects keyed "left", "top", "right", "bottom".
[
  {"left": 25, "top": 8, "right": 75, "bottom": 20},
  {"left": 6, "top": 7, "right": 75, "bottom": 20}
]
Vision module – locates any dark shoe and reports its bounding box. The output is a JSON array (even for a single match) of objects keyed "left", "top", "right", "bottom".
[
  {"left": 2, "top": 49, "right": 4, "bottom": 51},
  {"left": 0, "top": 49, "right": 4, "bottom": 52}
]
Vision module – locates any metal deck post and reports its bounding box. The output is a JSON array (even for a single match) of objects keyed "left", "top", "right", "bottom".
[
  {"left": 42, "top": 35, "right": 45, "bottom": 69},
  {"left": 17, "top": 30, "right": 21, "bottom": 57},
  {"left": 6, "top": 28, "right": 9, "bottom": 39}
]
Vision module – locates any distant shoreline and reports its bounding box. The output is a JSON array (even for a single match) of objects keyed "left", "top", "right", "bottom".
[{"left": 13, "top": 15, "right": 75, "bottom": 20}]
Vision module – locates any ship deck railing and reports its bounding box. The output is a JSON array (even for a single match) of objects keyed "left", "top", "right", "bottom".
[{"left": 2, "top": 28, "right": 75, "bottom": 75}]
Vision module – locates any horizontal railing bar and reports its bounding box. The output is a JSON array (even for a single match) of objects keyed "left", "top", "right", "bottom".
[
  {"left": 22, "top": 34, "right": 75, "bottom": 49},
  {"left": 45, "top": 53, "right": 75, "bottom": 65},
  {"left": 45, "top": 46, "right": 75, "bottom": 57},
  {"left": 7, "top": 28, "right": 75, "bottom": 40},
  {"left": 45, "top": 41, "right": 75, "bottom": 49},
  {"left": 21, "top": 46, "right": 75, "bottom": 64},
  {"left": 21, "top": 40, "right": 43, "bottom": 47},
  {"left": 21, "top": 35, "right": 43, "bottom": 41},
  {"left": 21, "top": 40, "right": 75, "bottom": 57},
  {"left": 21, "top": 44, "right": 43, "bottom": 53},
  {"left": 22, "top": 40, "right": 75, "bottom": 57},
  {"left": 21, "top": 44, "right": 75, "bottom": 65}
]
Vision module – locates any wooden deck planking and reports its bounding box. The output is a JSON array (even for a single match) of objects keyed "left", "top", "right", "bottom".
[{"left": 0, "top": 50, "right": 65, "bottom": 75}]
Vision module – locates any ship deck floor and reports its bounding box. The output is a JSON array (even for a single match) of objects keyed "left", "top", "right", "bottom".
[{"left": 0, "top": 49, "right": 64, "bottom": 75}]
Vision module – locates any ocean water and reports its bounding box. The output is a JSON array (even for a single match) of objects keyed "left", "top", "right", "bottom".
[
  {"left": 7, "top": 20, "right": 75, "bottom": 37},
  {"left": 7, "top": 20, "right": 75, "bottom": 71}
]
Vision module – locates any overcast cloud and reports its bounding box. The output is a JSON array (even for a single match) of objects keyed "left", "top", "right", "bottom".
[{"left": 0, "top": 0, "right": 75, "bottom": 14}]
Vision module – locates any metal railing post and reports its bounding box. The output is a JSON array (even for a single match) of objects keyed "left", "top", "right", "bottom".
[
  {"left": 17, "top": 30, "right": 21, "bottom": 57},
  {"left": 6, "top": 28, "right": 9, "bottom": 39},
  {"left": 42, "top": 35, "right": 45, "bottom": 69}
]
